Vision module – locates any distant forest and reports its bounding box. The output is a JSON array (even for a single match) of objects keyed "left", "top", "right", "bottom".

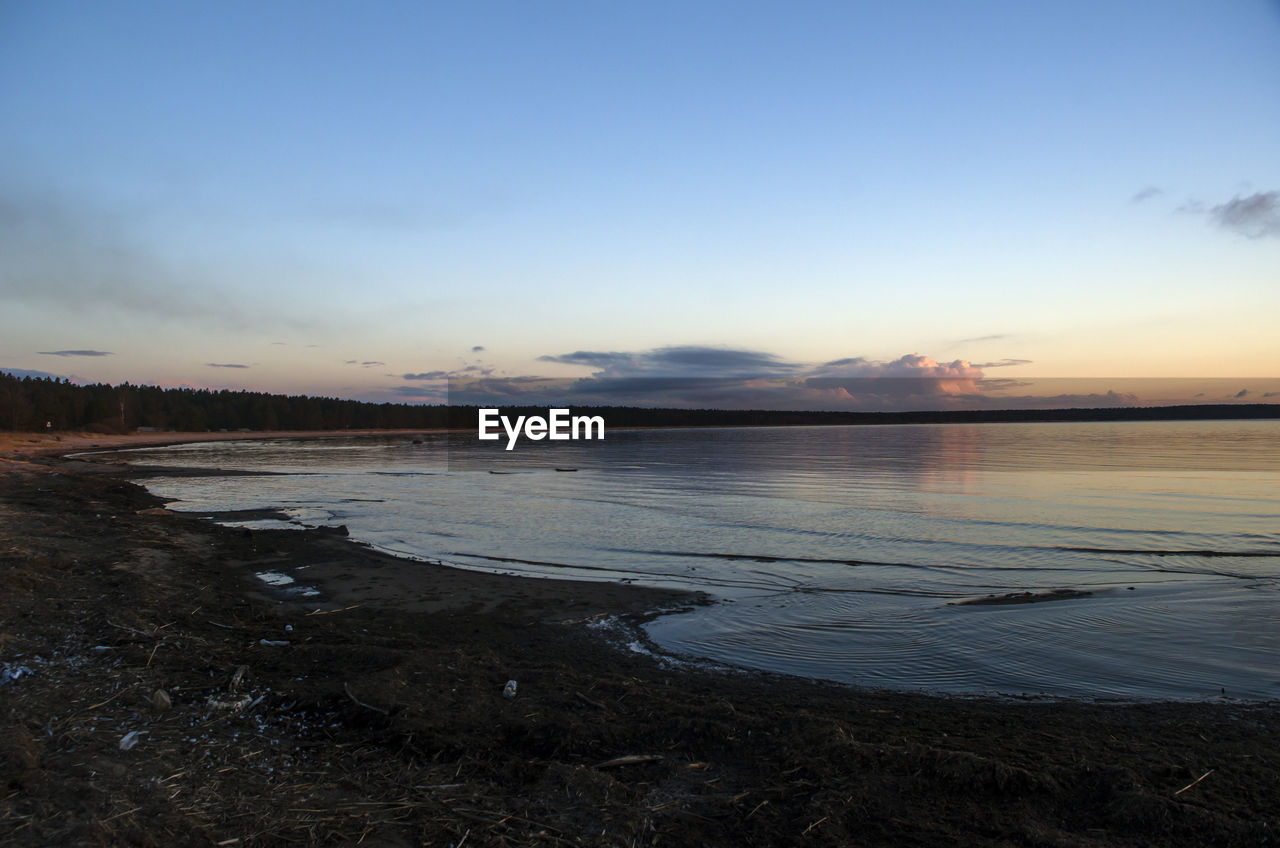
[{"left": 2, "top": 372, "right": 1278, "bottom": 433}]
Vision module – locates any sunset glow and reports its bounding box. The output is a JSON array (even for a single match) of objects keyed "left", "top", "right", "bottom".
[{"left": 2, "top": 2, "right": 1278, "bottom": 409}]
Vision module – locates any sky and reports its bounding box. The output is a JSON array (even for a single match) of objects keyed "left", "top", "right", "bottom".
[{"left": 2, "top": 0, "right": 1278, "bottom": 410}]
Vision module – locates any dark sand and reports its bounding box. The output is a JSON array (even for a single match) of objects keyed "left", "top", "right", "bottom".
[
  {"left": 2, "top": 436, "right": 1278, "bottom": 846},
  {"left": 952, "top": 589, "right": 1095, "bottom": 606}
]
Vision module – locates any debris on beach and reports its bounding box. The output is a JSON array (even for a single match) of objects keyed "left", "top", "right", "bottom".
[
  {"left": 253, "top": 570, "right": 295, "bottom": 587},
  {"left": 118, "top": 730, "right": 147, "bottom": 751},
  {"left": 4, "top": 449, "right": 1278, "bottom": 848},
  {"left": 0, "top": 662, "right": 33, "bottom": 686},
  {"left": 594, "top": 754, "right": 663, "bottom": 768},
  {"left": 253, "top": 570, "right": 322, "bottom": 598},
  {"left": 343, "top": 681, "right": 389, "bottom": 715},
  {"left": 206, "top": 695, "right": 252, "bottom": 712}
]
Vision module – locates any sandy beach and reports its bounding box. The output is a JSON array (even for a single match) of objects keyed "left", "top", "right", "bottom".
[{"left": 2, "top": 432, "right": 1278, "bottom": 846}]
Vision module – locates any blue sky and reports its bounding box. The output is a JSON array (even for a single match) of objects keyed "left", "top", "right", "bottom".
[{"left": 2, "top": 1, "right": 1278, "bottom": 409}]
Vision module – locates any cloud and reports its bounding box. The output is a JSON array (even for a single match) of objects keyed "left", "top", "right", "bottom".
[
  {"left": 1, "top": 367, "right": 67, "bottom": 379},
  {"left": 539, "top": 350, "right": 635, "bottom": 369},
  {"left": 953, "top": 334, "right": 1010, "bottom": 344},
  {"left": 1235, "top": 388, "right": 1250, "bottom": 398},
  {"left": 471, "top": 345, "right": 486, "bottom": 352},
  {"left": 440, "top": 345, "right": 1266, "bottom": 412},
  {"left": 972, "top": 390, "right": 1139, "bottom": 409},
  {"left": 977, "top": 378, "right": 1035, "bottom": 391},
  {"left": 388, "top": 385, "right": 447, "bottom": 397},
  {"left": 971, "top": 359, "right": 1032, "bottom": 368},
  {"left": 38, "top": 349, "right": 112, "bottom": 357},
  {"left": 403, "top": 362, "right": 496, "bottom": 381},
  {"left": 801, "top": 354, "right": 987, "bottom": 406},
  {"left": 206, "top": 363, "right": 249, "bottom": 369},
  {"left": 1, "top": 188, "right": 243, "bottom": 324},
  {"left": 453, "top": 348, "right": 998, "bottom": 411},
  {"left": 1131, "top": 187, "right": 1163, "bottom": 204},
  {"left": 541, "top": 345, "right": 802, "bottom": 379},
  {"left": 647, "top": 346, "right": 798, "bottom": 375},
  {"left": 810, "top": 353, "right": 980, "bottom": 381},
  {"left": 1208, "top": 191, "right": 1280, "bottom": 239},
  {"left": 0, "top": 185, "right": 321, "bottom": 331}
]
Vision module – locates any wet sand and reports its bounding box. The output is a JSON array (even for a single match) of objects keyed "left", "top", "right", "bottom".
[{"left": 2, "top": 432, "right": 1278, "bottom": 846}]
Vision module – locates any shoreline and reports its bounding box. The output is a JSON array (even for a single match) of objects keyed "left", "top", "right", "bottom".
[
  {"left": 0, "top": 428, "right": 462, "bottom": 463},
  {"left": 2, "top": 443, "right": 1278, "bottom": 844},
  {"left": 90, "top": 428, "right": 1269, "bottom": 704}
]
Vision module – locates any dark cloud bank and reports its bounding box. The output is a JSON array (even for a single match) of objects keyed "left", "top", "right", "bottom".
[
  {"left": 433, "top": 345, "right": 1274, "bottom": 412},
  {"left": 440, "top": 345, "right": 1142, "bottom": 412}
]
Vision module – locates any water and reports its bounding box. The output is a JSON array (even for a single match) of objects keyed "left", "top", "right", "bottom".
[{"left": 116, "top": 421, "right": 1280, "bottom": 700}]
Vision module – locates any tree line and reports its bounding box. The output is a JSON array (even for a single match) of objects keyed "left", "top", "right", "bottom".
[
  {"left": 0, "top": 374, "right": 452, "bottom": 433},
  {"left": 2, "top": 372, "right": 1277, "bottom": 433}
]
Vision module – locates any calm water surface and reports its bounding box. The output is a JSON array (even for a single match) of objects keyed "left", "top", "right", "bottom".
[{"left": 119, "top": 421, "right": 1280, "bottom": 700}]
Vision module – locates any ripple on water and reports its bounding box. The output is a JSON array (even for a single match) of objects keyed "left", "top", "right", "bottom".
[{"left": 129, "top": 421, "right": 1280, "bottom": 700}]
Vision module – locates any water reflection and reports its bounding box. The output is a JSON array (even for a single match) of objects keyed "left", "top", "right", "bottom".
[{"left": 126, "top": 420, "right": 1280, "bottom": 699}]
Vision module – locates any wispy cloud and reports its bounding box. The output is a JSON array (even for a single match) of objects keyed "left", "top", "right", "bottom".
[
  {"left": 471, "top": 345, "right": 486, "bottom": 352},
  {"left": 0, "top": 185, "right": 321, "bottom": 330},
  {"left": 344, "top": 360, "right": 386, "bottom": 367},
  {"left": 39, "top": 349, "right": 112, "bottom": 357},
  {"left": 1131, "top": 186, "right": 1163, "bottom": 204},
  {"left": 972, "top": 358, "right": 1032, "bottom": 368},
  {"left": 386, "top": 385, "right": 448, "bottom": 402},
  {"left": 402, "top": 364, "right": 496, "bottom": 383},
  {"left": 1208, "top": 191, "right": 1280, "bottom": 239},
  {"left": 206, "top": 362, "right": 249, "bottom": 369},
  {"left": 2, "top": 188, "right": 241, "bottom": 324}
]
